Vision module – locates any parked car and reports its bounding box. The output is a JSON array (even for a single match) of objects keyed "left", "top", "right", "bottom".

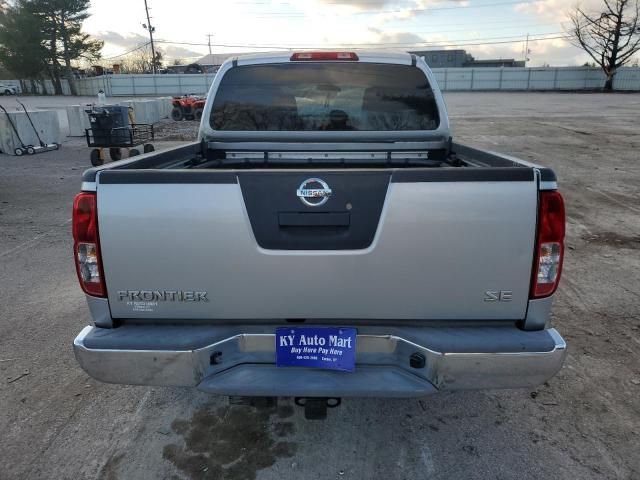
[
  {"left": 72, "top": 51, "right": 567, "bottom": 419},
  {"left": 0, "top": 83, "right": 18, "bottom": 95}
]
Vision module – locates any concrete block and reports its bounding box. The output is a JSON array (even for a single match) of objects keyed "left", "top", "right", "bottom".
[
  {"left": 53, "top": 109, "right": 70, "bottom": 137},
  {"left": 117, "top": 100, "right": 135, "bottom": 123},
  {"left": 119, "top": 99, "right": 160, "bottom": 125},
  {"left": 139, "top": 100, "right": 157, "bottom": 124},
  {"left": 145, "top": 100, "right": 161, "bottom": 124},
  {"left": 156, "top": 98, "right": 165, "bottom": 119},
  {"left": 157, "top": 97, "right": 173, "bottom": 119},
  {"left": 66, "top": 105, "right": 92, "bottom": 137},
  {"left": 34, "top": 106, "right": 70, "bottom": 137},
  {"left": 0, "top": 109, "right": 62, "bottom": 155},
  {"left": 117, "top": 100, "right": 133, "bottom": 111}
]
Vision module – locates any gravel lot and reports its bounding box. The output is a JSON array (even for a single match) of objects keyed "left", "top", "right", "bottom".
[{"left": 1, "top": 92, "right": 639, "bottom": 480}]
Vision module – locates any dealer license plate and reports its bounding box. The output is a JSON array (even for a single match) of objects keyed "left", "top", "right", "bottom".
[{"left": 275, "top": 327, "right": 357, "bottom": 372}]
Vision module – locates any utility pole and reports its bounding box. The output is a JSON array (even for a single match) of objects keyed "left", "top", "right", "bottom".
[
  {"left": 142, "top": 0, "right": 157, "bottom": 74},
  {"left": 207, "top": 34, "right": 213, "bottom": 56},
  {"left": 524, "top": 33, "right": 530, "bottom": 67}
]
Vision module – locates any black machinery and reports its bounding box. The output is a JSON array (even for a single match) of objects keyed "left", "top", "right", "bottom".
[{"left": 85, "top": 105, "right": 155, "bottom": 166}]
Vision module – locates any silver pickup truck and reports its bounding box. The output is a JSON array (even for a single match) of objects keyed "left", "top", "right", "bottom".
[{"left": 73, "top": 51, "right": 566, "bottom": 418}]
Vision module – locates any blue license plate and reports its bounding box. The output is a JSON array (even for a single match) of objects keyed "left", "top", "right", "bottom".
[{"left": 275, "top": 327, "right": 357, "bottom": 372}]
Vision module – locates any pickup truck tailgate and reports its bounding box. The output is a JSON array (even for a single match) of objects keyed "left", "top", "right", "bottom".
[{"left": 96, "top": 168, "right": 538, "bottom": 320}]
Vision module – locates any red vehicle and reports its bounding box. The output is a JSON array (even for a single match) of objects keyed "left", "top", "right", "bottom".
[{"left": 171, "top": 95, "right": 206, "bottom": 121}]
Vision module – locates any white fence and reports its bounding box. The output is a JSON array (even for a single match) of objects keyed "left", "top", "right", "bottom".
[
  {"left": 431, "top": 67, "right": 622, "bottom": 91},
  {"left": 7, "top": 67, "right": 640, "bottom": 96}
]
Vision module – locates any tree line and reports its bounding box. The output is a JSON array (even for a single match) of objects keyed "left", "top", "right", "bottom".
[{"left": 0, "top": 0, "right": 102, "bottom": 95}]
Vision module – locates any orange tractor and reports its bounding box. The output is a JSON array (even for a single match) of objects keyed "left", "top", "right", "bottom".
[{"left": 170, "top": 95, "right": 206, "bottom": 121}]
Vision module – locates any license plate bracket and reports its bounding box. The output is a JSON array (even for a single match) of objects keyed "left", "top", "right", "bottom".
[{"left": 275, "top": 327, "right": 357, "bottom": 372}]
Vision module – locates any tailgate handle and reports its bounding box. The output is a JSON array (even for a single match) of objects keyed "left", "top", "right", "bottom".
[{"left": 278, "top": 212, "right": 350, "bottom": 227}]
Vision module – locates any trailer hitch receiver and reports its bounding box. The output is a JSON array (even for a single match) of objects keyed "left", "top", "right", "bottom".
[{"left": 295, "top": 397, "right": 341, "bottom": 420}]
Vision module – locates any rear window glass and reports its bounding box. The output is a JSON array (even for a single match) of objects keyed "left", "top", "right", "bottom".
[{"left": 210, "top": 63, "right": 439, "bottom": 131}]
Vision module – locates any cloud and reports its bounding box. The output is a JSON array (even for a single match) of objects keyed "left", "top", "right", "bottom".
[
  {"left": 160, "top": 45, "right": 204, "bottom": 60},
  {"left": 95, "top": 31, "right": 148, "bottom": 49},
  {"left": 367, "top": 25, "right": 589, "bottom": 66},
  {"left": 514, "top": 0, "right": 602, "bottom": 22},
  {"left": 94, "top": 31, "right": 203, "bottom": 61},
  {"left": 468, "top": 37, "right": 589, "bottom": 66},
  {"left": 368, "top": 28, "right": 427, "bottom": 45},
  {"left": 365, "top": 0, "right": 469, "bottom": 27},
  {"left": 316, "top": 0, "right": 418, "bottom": 9},
  {"left": 314, "top": 0, "right": 467, "bottom": 21}
]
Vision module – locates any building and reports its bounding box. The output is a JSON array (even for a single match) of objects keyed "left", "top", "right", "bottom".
[
  {"left": 163, "top": 63, "right": 218, "bottom": 74},
  {"left": 464, "top": 58, "right": 525, "bottom": 68},
  {"left": 411, "top": 49, "right": 472, "bottom": 68},
  {"left": 196, "top": 53, "right": 241, "bottom": 66},
  {"left": 410, "top": 49, "right": 525, "bottom": 68},
  {"left": 195, "top": 51, "right": 289, "bottom": 70}
]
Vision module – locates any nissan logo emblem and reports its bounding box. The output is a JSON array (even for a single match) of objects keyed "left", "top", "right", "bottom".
[{"left": 296, "top": 178, "right": 332, "bottom": 207}]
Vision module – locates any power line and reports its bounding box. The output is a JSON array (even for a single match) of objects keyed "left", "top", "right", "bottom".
[
  {"left": 241, "top": 32, "right": 567, "bottom": 48},
  {"left": 102, "top": 41, "right": 151, "bottom": 60},
  {"left": 154, "top": 40, "right": 289, "bottom": 51},
  {"left": 419, "top": 35, "right": 569, "bottom": 49},
  {"left": 101, "top": 21, "right": 561, "bottom": 59},
  {"left": 152, "top": 33, "right": 569, "bottom": 52},
  {"left": 103, "top": 33, "right": 567, "bottom": 61},
  {"left": 102, "top": 30, "right": 567, "bottom": 61}
]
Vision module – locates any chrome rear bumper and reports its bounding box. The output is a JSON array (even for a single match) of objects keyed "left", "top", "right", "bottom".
[{"left": 73, "top": 325, "right": 566, "bottom": 397}]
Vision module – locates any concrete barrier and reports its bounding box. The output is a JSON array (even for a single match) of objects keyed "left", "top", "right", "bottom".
[
  {"left": 52, "top": 109, "right": 70, "bottom": 138},
  {"left": 165, "top": 97, "right": 174, "bottom": 118},
  {"left": 66, "top": 105, "right": 92, "bottom": 137},
  {"left": 145, "top": 99, "right": 161, "bottom": 124},
  {"left": 164, "top": 97, "right": 173, "bottom": 118},
  {"left": 33, "top": 106, "right": 70, "bottom": 137},
  {"left": 117, "top": 100, "right": 135, "bottom": 123},
  {"left": 0, "top": 109, "right": 62, "bottom": 155},
  {"left": 119, "top": 99, "right": 161, "bottom": 125},
  {"left": 156, "top": 97, "right": 172, "bottom": 119}
]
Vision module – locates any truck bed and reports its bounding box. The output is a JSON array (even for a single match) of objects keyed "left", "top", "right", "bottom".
[
  {"left": 80, "top": 140, "right": 556, "bottom": 326},
  {"left": 81, "top": 141, "right": 557, "bottom": 182}
]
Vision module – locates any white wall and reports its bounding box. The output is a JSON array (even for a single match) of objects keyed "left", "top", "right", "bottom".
[
  {"left": 431, "top": 67, "right": 612, "bottom": 91},
  {"left": 7, "top": 67, "right": 640, "bottom": 96}
]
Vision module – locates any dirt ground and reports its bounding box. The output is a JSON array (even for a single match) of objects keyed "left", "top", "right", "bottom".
[{"left": 0, "top": 92, "right": 639, "bottom": 480}]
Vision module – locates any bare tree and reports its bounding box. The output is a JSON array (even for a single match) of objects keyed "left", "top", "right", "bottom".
[
  {"left": 119, "top": 45, "right": 163, "bottom": 74},
  {"left": 568, "top": 0, "right": 640, "bottom": 90}
]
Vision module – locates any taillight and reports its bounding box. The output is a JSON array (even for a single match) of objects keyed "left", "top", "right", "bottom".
[
  {"left": 72, "top": 192, "right": 106, "bottom": 297},
  {"left": 531, "top": 190, "right": 565, "bottom": 298},
  {"left": 290, "top": 52, "right": 359, "bottom": 61}
]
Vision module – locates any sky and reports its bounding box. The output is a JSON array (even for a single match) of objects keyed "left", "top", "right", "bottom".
[{"left": 82, "top": 0, "right": 613, "bottom": 67}]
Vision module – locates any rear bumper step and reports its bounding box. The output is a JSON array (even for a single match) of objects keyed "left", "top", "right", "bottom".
[{"left": 73, "top": 325, "right": 566, "bottom": 397}]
